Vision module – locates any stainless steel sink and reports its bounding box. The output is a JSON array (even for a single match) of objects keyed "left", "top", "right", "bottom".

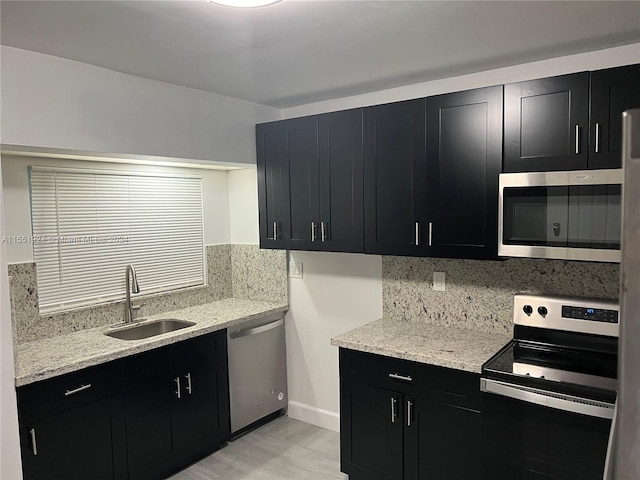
[{"left": 105, "top": 319, "right": 196, "bottom": 340}]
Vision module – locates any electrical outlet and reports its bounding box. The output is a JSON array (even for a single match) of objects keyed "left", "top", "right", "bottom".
[
  {"left": 433, "top": 271, "right": 446, "bottom": 291},
  {"left": 289, "top": 260, "right": 303, "bottom": 279}
]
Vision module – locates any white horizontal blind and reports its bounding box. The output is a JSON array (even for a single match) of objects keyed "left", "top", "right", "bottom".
[{"left": 29, "top": 167, "right": 205, "bottom": 313}]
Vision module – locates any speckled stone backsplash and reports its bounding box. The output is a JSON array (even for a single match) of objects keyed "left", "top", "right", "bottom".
[
  {"left": 383, "top": 256, "right": 620, "bottom": 335},
  {"left": 9, "top": 244, "right": 288, "bottom": 343},
  {"left": 231, "top": 244, "right": 287, "bottom": 304}
]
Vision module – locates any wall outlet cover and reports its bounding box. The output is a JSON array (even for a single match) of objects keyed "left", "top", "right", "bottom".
[
  {"left": 289, "top": 260, "right": 303, "bottom": 279},
  {"left": 433, "top": 271, "right": 446, "bottom": 291}
]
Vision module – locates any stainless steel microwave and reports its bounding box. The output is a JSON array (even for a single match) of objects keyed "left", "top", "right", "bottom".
[{"left": 498, "top": 169, "right": 622, "bottom": 263}]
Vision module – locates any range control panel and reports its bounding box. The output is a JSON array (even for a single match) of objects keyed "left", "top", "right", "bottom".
[
  {"left": 514, "top": 294, "right": 620, "bottom": 337},
  {"left": 562, "top": 305, "right": 619, "bottom": 324}
]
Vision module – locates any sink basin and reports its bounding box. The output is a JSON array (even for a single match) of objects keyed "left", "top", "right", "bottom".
[{"left": 105, "top": 319, "right": 196, "bottom": 340}]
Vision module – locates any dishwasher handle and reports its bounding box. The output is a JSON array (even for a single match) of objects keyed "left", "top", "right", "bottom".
[
  {"left": 481, "top": 378, "right": 615, "bottom": 419},
  {"left": 229, "top": 318, "right": 284, "bottom": 339}
]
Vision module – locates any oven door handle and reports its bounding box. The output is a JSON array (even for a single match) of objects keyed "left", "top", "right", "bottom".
[{"left": 481, "top": 378, "right": 615, "bottom": 420}]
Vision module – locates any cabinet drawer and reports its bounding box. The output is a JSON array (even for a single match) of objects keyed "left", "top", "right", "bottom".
[
  {"left": 17, "top": 360, "right": 125, "bottom": 417},
  {"left": 124, "top": 330, "right": 227, "bottom": 381},
  {"left": 339, "top": 348, "right": 481, "bottom": 410}
]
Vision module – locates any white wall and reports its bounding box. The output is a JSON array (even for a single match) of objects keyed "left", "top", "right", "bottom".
[
  {"left": 0, "top": 160, "right": 23, "bottom": 480},
  {"left": 1, "top": 155, "right": 231, "bottom": 264},
  {"left": 228, "top": 167, "right": 259, "bottom": 245},
  {"left": 1, "top": 46, "right": 280, "bottom": 164},
  {"left": 282, "top": 43, "right": 640, "bottom": 117},
  {"left": 286, "top": 251, "right": 382, "bottom": 431}
]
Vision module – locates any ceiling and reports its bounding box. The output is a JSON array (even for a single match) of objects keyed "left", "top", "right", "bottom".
[{"left": 1, "top": 1, "right": 639, "bottom": 108}]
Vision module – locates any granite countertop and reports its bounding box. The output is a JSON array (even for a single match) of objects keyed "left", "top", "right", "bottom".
[
  {"left": 16, "top": 298, "right": 289, "bottom": 386},
  {"left": 331, "top": 318, "right": 511, "bottom": 373}
]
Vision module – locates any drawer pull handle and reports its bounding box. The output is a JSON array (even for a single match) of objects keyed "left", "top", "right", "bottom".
[
  {"left": 64, "top": 384, "right": 92, "bottom": 396},
  {"left": 30, "top": 428, "right": 38, "bottom": 456},
  {"left": 175, "top": 377, "right": 181, "bottom": 399},
  {"left": 391, "top": 397, "right": 397, "bottom": 423},
  {"left": 185, "top": 373, "right": 192, "bottom": 395},
  {"left": 388, "top": 373, "right": 413, "bottom": 382}
]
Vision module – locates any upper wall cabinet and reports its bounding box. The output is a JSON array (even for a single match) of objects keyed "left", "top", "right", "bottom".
[
  {"left": 589, "top": 64, "right": 640, "bottom": 169},
  {"left": 504, "top": 72, "right": 590, "bottom": 172},
  {"left": 256, "top": 111, "right": 364, "bottom": 253},
  {"left": 504, "top": 65, "right": 640, "bottom": 172},
  {"left": 426, "top": 86, "right": 503, "bottom": 259},
  {"left": 363, "top": 99, "right": 427, "bottom": 256}
]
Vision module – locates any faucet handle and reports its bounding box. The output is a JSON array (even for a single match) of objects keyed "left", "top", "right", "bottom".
[{"left": 131, "top": 303, "right": 145, "bottom": 313}]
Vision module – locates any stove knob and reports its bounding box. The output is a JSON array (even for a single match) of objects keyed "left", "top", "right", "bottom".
[
  {"left": 523, "top": 305, "right": 533, "bottom": 315},
  {"left": 538, "top": 306, "right": 548, "bottom": 317}
]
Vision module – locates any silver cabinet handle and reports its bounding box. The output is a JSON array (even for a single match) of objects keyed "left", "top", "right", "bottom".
[
  {"left": 388, "top": 373, "right": 413, "bottom": 382},
  {"left": 321, "top": 222, "right": 327, "bottom": 242},
  {"left": 30, "top": 428, "right": 38, "bottom": 456},
  {"left": 174, "top": 377, "right": 181, "bottom": 399},
  {"left": 391, "top": 397, "right": 397, "bottom": 423},
  {"left": 407, "top": 400, "right": 413, "bottom": 427},
  {"left": 415, "top": 222, "right": 419, "bottom": 246},
  {"left": 575, "top": 124, "right": 580, "bottom": 154},
  {"left": 595, "top": 122, "right": 600, "bottom": 153},
  {"left": 64, "top": 383, "right": 92, "bottom": 396},
  {"left": 311, "top": 222, "right": 317, "bottom": 242},
  {"left": 185, "top": 373, "right": 192, "bottom": 395},
  {"left": 428, "top": 222, "right": 433, "bottom": 247},
  {"left": 268, "top": 222, "right": 279, "bottom": 241}
]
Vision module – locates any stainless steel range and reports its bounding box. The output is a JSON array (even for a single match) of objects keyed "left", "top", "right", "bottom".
[{"left": 481, "top": 294, "right": 618, "bottom": 480}]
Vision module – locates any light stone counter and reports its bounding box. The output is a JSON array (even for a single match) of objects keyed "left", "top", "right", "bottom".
[
  {"left": 331, "top": 318, "right": 511, "bottom": 374},
  {"left": 16, "top": 298, "right": 288, "bottom": 386}
]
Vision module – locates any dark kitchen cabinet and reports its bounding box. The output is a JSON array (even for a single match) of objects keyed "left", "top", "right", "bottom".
[
  {"left": 589, "top": 64, "right": 640, "bottom": 169},
  {"left": 17, "top": 362, "right": 127, "bottom": 480},
  {"left": 339, "top": 348, "right": 482, "bottom": 480},
  {"left": 504, "top": 72, "right": 590, "bottom": 172},
  {"left": 257, "top": 111, "right": 364, "bottom": 252},
  {"left": 256, "top": 116, "right": 317, "bottom": 250},
  {"left": 124, "top": 331, "right": 230, "bottom": 480},
  {"left": 363, "top": 99, "right": 427, "bottom": 256},
  {"left": 340, "top": 380, "right": 404, "bottom": 480},
  {"left": 318, "top": 109, "right": 364, "bottom": 252},
  {"left": 405, "top": 396, "right": 481, "bottom": 480},
  {"left": 426, "top": 86, "right": 502, "bottom": 259}
]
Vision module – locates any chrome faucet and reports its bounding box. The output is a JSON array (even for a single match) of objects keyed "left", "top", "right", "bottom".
[{"left": 124, "top": 264, "right": 141, "bottom": 323}]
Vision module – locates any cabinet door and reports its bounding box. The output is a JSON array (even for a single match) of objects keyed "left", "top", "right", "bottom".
[
  {"left": 590, "top": 64, "right": 640, "bottom": 169},
  {"left": 426, "top": 86, "right": 502, "bottom": 259},
  {"left": 364, "top": 99, "right": 427, "bottom": 255},
  {"left": 340, "top": 380, "right": 404, "bottom": 480},
  {"left": 20, "top": 397, "right": 123, "bottom": 480},
  {"left": 318, "top": 109, "right": 364, "bottom": 252},
  {"left": 172, "top": 357, "right": 230, "bottom": 457},
  {"left": 405, "top": 396, "right": 481, "bottom": 480},
  {"left": 257, "top": 121, "right": 291, "bottom": 249},
  {"left": 124, "top": 369, "right": 175, "bottom": 480},
  {"left": 504, "top": 72, "right": 589, "bottom": 172},
  {"left": 285, "top": 116, "right": 321, "bottom": 250}
]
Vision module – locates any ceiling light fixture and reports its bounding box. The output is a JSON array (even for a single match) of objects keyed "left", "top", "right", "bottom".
[{"left": 206, "top": 0, "right": 281, "bottom": 7}]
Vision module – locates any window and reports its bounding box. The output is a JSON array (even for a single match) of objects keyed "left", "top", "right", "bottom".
[{"left": 29, "top": 167, "right": 205, "bottom": 314}]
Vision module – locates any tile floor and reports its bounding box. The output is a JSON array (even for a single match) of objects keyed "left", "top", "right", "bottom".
[{"left": 169, "top": 416, "right": 347, "bottom": 480}]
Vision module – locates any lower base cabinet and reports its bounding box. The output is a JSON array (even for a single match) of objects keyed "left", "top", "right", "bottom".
[
  {"left": 17, "top": 330, "right": 230, "bottom": 480},
  {"left": 339, "top": 348, "right": 481, "bottom": 480}
]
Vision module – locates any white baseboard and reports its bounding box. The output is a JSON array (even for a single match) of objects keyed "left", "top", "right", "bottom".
[{"left": 287, "top": 400, "right": 340, "bottom": 432}]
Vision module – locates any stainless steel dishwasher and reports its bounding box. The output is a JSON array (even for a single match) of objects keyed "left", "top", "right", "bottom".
[{"left": 227, "top": 312, "right": 287, "bottom": 435}]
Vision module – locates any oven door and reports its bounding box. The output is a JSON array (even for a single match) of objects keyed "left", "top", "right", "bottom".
[
  {"left": 482, "top": 378, "right": 614, "bottom": 480},
  {"left": 498, "top": 169, "right": 622, "bottom": 262}
]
